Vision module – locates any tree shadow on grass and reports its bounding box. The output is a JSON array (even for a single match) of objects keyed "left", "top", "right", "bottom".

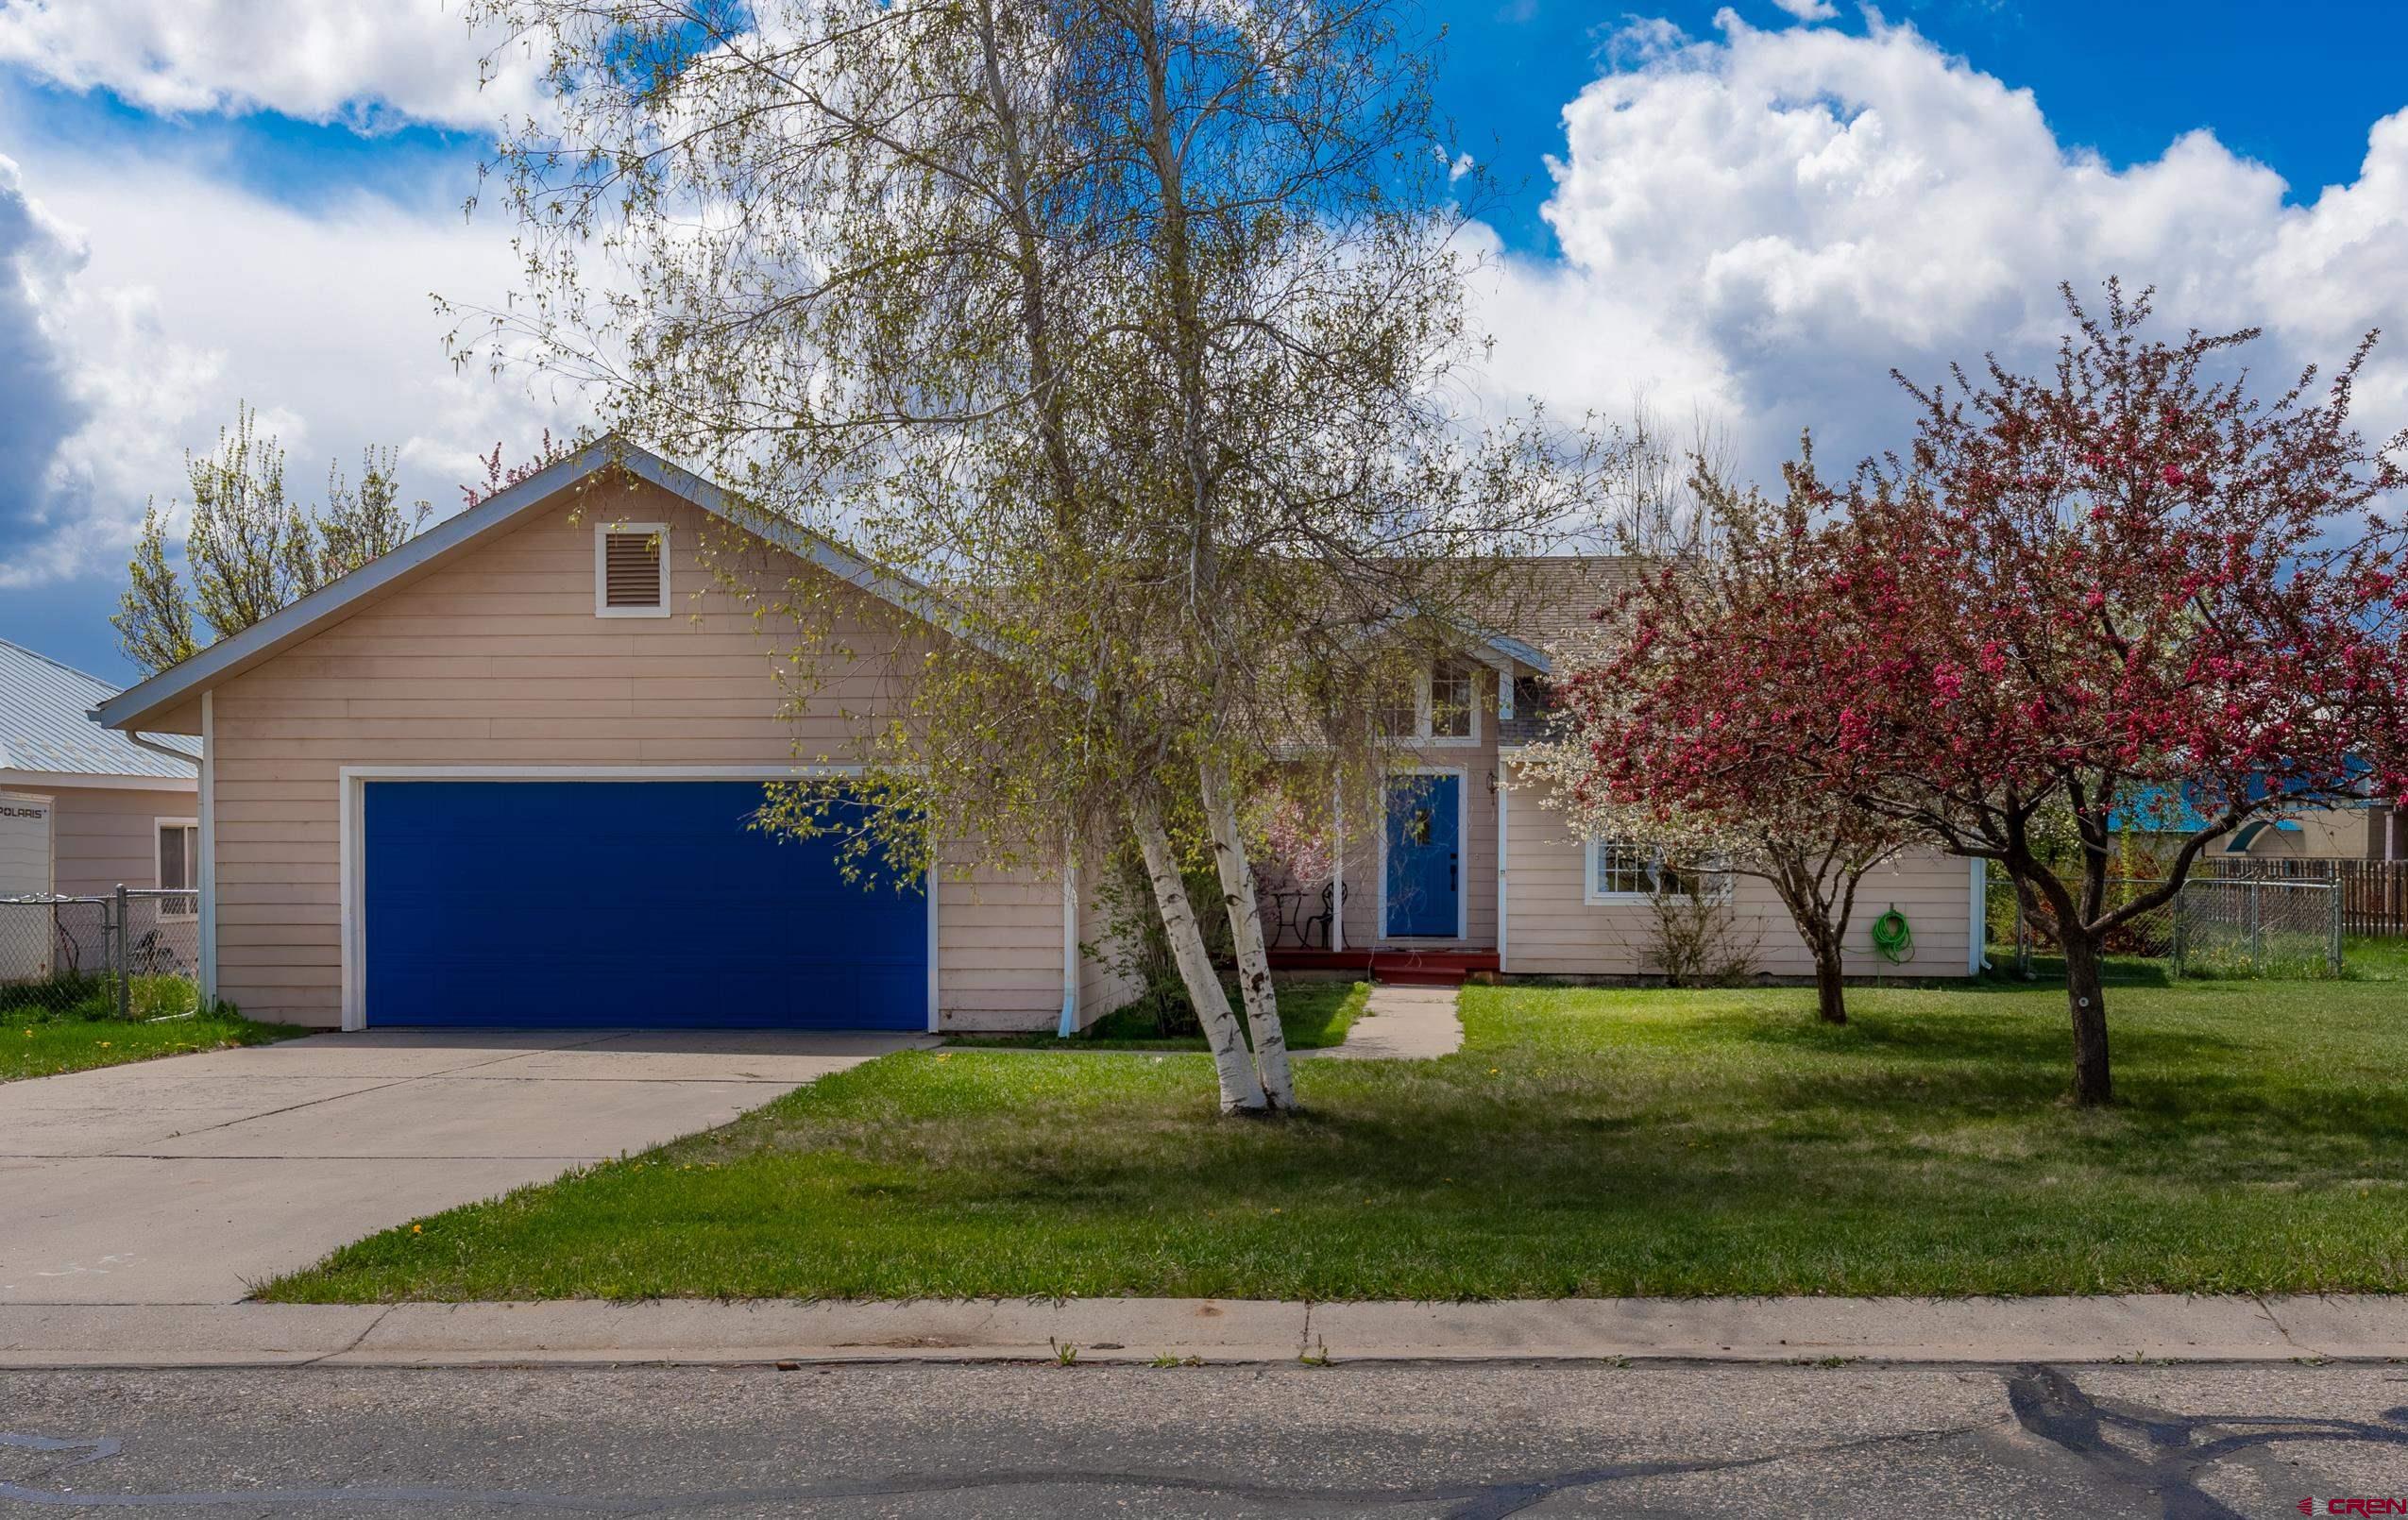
[{"left": 1686, "top": 1004, "right": 2249, "bottom": 1075}]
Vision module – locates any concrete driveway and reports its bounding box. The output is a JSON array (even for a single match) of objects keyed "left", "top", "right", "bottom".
[{"left": 0, "top": 1028, "right": 927, "bottom": 1306}]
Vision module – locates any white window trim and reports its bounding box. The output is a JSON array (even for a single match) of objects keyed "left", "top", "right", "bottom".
[
  {"left": 1583, "top": 838, "right": 1734, "bottom": 906},
  {"left": 594, "top": 521, "right": 671, "bottom": 618},
  {"left": 1374, "top": 764, "right": 1469, "bottom": 942},
  {"left": 334, "top": 765, "right": 932, "bottom": 1033},
  {"left": 1380, "top": 661, "right": 1484, "bottom": 749},
  {"left": 155, "top": 815, "right": 200, "bottom": 918}
]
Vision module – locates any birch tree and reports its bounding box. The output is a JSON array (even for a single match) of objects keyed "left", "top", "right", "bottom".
[{"left": 459, "top": 0, "right": 1589, "bottom": 1112}]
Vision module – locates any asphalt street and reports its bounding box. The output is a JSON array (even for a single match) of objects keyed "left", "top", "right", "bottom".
[{"left": 4, "top": 1360, "right": 2406, "bottom": 1517}]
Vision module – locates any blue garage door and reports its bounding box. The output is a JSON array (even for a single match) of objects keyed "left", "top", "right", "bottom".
[{"left": 363, "top": 780, "right": 926, "bottom": 1028}]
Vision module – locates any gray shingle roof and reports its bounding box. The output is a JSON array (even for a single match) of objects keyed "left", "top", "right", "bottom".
[{"left": 0, "top": 639, "right": 199, "bottom": 782}]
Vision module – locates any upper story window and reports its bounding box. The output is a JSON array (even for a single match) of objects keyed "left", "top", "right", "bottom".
[
  {"left": 1376, "top": 658, "right": 1482, "bottom": 745},
  {"left": 1429, "top": 659, "right": 1475, "bottom": 739},
  {"left": 595, "top": 522, "right": 670, "bottom": 617}
]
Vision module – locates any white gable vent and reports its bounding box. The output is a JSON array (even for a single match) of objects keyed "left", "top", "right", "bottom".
[{"left": 595, "top": 523, "right": 670, "bottom": 617}]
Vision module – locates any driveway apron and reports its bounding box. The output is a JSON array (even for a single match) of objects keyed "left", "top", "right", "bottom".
[{"left": 0, "top": 1028, "right": 924, "bottom": 1305}]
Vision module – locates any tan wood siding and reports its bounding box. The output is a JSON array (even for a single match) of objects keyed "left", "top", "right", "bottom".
[
  {"left": 1501, "top": 774, "right": 1975, "bottom": 979},
  {"left": 205, "top": 481, "right": 1070, "bottom": 1029}
]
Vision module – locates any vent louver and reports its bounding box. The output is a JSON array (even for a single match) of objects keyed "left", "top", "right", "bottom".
[{"left": 602, "top": 531, "right": 664, "bottom": 609}]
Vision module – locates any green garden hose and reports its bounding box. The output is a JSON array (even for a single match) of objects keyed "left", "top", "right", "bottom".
[{"left": 1871, "top": 905, "right": 1914, "bottom": 965}]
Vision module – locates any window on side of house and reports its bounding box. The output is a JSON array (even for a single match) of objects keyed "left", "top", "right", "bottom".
[
  {"left": 1586, "top": 839, "right": 1655, "bottom": 901},
  {"left": 157, "top": 819, "right": 199, "bottom": 918},
  {"left": 1586, "top": 839, "right": 1733, "bottom": 904},
  {"left": 595, "top": 522, "right": 670, "bottom": 616}
]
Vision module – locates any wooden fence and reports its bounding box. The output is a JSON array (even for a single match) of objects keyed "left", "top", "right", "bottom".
[{"left": 2196, "top": 858, "right": 2408, "bottom": 938}]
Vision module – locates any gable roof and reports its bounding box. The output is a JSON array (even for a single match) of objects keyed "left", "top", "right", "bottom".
[
  {"left": 1, "top": 639, "right": 199, "bottom": 782},
  {"left": 93, "top": 437, "right": 1006, "bottom": 734}
]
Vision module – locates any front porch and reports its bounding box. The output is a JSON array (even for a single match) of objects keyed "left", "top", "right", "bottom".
[{"left": 1265, "top": 946, "right": 1501, "bottom": 987}]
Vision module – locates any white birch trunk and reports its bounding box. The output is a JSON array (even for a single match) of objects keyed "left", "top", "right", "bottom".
[
  {"left": 1128, "top": 793, "right": 1267, "bottom": 1115},
  {"left": 1198, "top": 756, "right": 1295, "bottom": 1109}
]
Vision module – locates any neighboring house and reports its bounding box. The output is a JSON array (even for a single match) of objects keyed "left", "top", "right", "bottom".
[
  {"left": 91, "top": 439, "right": 1976, "bottom": 1034},
  {"left": 2219, "top": 804, "right": 2400, "bottom": 861},
  {"left": 1263, "top": 558, "right": 1982, "bottom": 984},
  {"left": 2111, "top": 774, "right": 2404, "bottom": 863},
  {"left": 0, "top": 638, "right": 200, "bottom": 902}
]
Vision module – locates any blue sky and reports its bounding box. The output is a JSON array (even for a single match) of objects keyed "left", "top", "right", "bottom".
[{"left": 3, "top": 0, "right": 2406, "bottom": 685}]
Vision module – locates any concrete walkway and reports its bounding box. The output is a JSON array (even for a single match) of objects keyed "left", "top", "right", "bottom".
[
  {"left": 5, "top": 1294, "right": 2406, "bottom": 1369},
  {"left": 1304, "top": 983, "right": 1463, "bottom": 1060},
  {"left": 0, "top": 1028, "right": 926, "bottom": 1306}
]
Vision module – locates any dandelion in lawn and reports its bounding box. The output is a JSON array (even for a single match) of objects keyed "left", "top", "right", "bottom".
[{"left": 411, "top": 1224, "right": 422, "bottom": 1234}]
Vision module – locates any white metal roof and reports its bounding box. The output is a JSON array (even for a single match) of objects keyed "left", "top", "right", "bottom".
[{"left": 0, "top": 638, "right": 200, "bottom": 781}]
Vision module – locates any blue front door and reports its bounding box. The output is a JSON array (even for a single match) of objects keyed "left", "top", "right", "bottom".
[
  {"left": 363, "top": 780, "right": 927, "bottom": 1028},
  {"left": 1383, "top": 773, "right": 1461, "bottom": 937}
]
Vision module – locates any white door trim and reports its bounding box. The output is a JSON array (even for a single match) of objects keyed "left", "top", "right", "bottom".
[
  {"left": 334, "top": 764, "right": 925, "bottom": 1033},
  {"left": 1374, "top": 765, "right": 1469, "bottom": 942}
]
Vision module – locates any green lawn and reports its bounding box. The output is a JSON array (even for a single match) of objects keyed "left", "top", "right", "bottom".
[
  {"left": 2346, "top": 936, "right": 2408, "bottom": 980},
  {"left": 263, "top": 972, "right": 2408, "bottom": 1303},
  {"left": 4, "top": 1006, "right": 309, "bottom": 1081},
  {"left": 949, "top": 979, "right": 1368, "bottom": 1050}
]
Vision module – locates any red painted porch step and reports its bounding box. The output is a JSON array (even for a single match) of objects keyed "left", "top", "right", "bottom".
[{"left": 1266, "top": 947, "right": 1499, "bottom": 987}]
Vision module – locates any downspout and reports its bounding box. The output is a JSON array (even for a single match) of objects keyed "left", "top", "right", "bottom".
[
  {"left": 1057, "top": 837, "right": 1079, "bottom": 1038},
  {"left": 1972, "top": 856, "right": 1992, "bottom": 973}
]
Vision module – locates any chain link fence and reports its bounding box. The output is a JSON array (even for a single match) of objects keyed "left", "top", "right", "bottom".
[
  {"left": 1986, "top": 870, "right": 2344, "bottom": 982},
  {"left": 0, "top": 888, "right": 203, "bottom": 1022}
]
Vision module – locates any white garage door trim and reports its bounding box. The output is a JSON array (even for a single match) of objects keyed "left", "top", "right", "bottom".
[{"left": 336, "top": 764, "right": 936, "bottom": 1034}]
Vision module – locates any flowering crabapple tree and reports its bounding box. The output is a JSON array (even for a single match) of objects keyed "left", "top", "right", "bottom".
[
  {"left": 1806, "top": 283, "right": 2404, "bottom": 1105},
  {"left": 1532, "top": 443, "right": 1929, "bottom": 1026}
]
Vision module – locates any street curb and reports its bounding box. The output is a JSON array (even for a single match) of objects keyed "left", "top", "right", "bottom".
[{"left": 6, "top": 1295, "right": 2408, "bottom": 1370}]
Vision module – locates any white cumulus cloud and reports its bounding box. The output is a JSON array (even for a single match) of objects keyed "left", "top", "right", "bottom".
[
  {"left": 0, "top": 146, "right": 588, "bottom": 587},
  {"left": 0, "top": 151, "right": 99, "bottom": 584},
  {"left": 1471, "top": 9, "right": 2408, "bottom": 483},
  {"left": 0, "top": 0, "right": 540, "bottom": 128}
]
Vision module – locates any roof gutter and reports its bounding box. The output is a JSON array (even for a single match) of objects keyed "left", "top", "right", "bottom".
[{"left": 123, "top": 730, "right": 202, "bottom": 770}]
